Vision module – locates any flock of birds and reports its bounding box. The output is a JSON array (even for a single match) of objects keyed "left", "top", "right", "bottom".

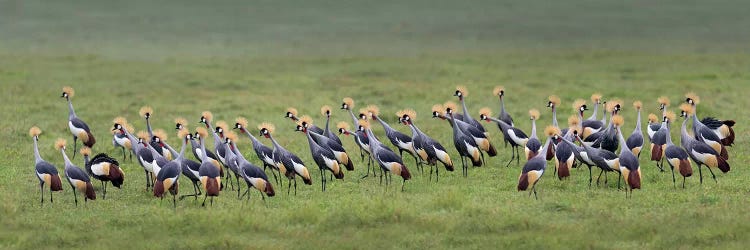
[{"left": 29, "top": 86, "right": 736, "bottom": 207}]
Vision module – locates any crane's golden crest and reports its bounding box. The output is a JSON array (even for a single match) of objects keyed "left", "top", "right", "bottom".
[
  {"left": 606, "top": 99, "right": 623, "bottom": 112},
  {"left": 478, "top": 107, "right": 492, "bottom": 117},
  {"left": 299, "top": 115, "right": 313, "bottom": 126},
  {"left": 648, "top": 113, "right": 658, "bottom": 123},
  {"left": 80, "top": 147, "right": 92, "bottom": 156},
  {"left": 320, "top": 105, "right": 332, "bottom": 116},
  {"left": 62, "top": 86, "right": 75, "bottom": 98},
  {"left": 657, "top": 96, "right": 670, "bottom": 106},
  {"left": 365, "top": 105, "right": 380, "bottom": 116},
  {"left": 545, "top": 126, "right": 561, "bottom": 137},
  {"left": 257, "top": 123, "right": 275, "bottom": 134},
  {"left": 456, "top": 85, "right": 468, "bottom": 96},
  {"left": 225, "top": 131, "right": 238, "bottom": 142},
  {"left": 358, "top": 120, "right": 371, "bottom": 129},
  {"left": 568, "top": 115, "right": 580, "bottom": 127},
  {"left": 548, "top": 95, "right": 561, "bottom": 106},
  {"left": 29, "top": 126, "right": 42, "bottom": 137},
  {"left": 443, "top": 101, "right": 458, "bottom": 112},
  {"left": 336, "top": 121, "right": 350, "bottom": 130},
  {"left": 235, "top": 117, "right": 248, "bottom": 128},
  {"left": 177, "top": 129, "right": 191, "bottom": 140},
  {"left": 55, "top": 138, "right": 67, "bottom": 150},
  {"left": 286, "top": 107, "right": 298, "bottom": 117},
  {"left": 201, "top": 111, "right": 213, "bottom": 122},
  {"left": 590, "top": 93, "right": 602, "bottom": 102},
  {"left": 431, "top": 104, "right": 444, "bottom": 114},
  {"left": 685, "top": 92, "right": 700, "bottom": 104},
  {"left": 679, "top": 103, "right": 694, "bottom": 115},
  {"left": 342, "top": 97, "right": 354, "bottom": 108},
  {"left": 399, "top": 109, "right": 417, "bottom": 120},
  {"left": 175, "top": 117, "right": 188, "bottom": 127},
  {"left": 529, "top": 109, "right": 540, "bottom": 120},
  {"left": 154, "top": 129, "right": 168, "bottom": 142},
  {"left": 572, "top": 99, "right": 586, "bottom": 111},
  {"left": 633, "top": 101, "right": 642, "bottom": 110},
  {"left": 612, "top": 115, "right": 624, "bottom": 127},
  {"left": 125, "top": 123, "right": 135, "bottom": 133},
  {"left": 139, "top": 106, "right": 153, "bottom": 117},
  {"left": 195, "top": 127, "right": 209, "bottom": 138},
  {"left": 215, "top": 121, "right": 229, "bottom": 132},
  {"left": 113, "top": 116, "right": 128, "bottom": 126},
  {"left": 493, "top": 86, "right": 505, "bottom": 96},
  {"left": 665, "top": 111, "right": 676, "bottom": 122},
  {"left": 137, "top": 131, "right": 150, "bottom": 141}
]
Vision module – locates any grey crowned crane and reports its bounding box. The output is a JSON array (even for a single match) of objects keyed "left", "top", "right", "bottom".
[
  {"left": 581, "top": 94, "right": 606, "bottom": 140},
  {"left": 613, "top": 115, "right": 642, "bottom": 198},
  {"left": 195, "top": 127, "right": 221, "bottom": 206},
  {"left": 201, "top": 112, "right": 230, "bottom": 177},
  {"left": 62, "top": 86, "right": 95, "bottom": 159},
  {"left": 493, "top": 86, "right": 515, "bottom": 127},
  {"left": 587, "top": 93, "right": 603, "bottom": 121},
  {"left": 551, "top": 114, "right": 583, "bottom": 181},
  {"left": 359, "top": 120, "right": 412, "bottom": 191},
  {"left": 234, "top": 117, "right": 281, "bottom": 186},
  {"left": 524, "top": 109, "right": 542, "bottom": 161},
  {"left": 478, "top": 107, "right": 528, "bottom": 167},
  {"left": 153, "top": 129, "right": 190, "bottom": 208},
  {"left": 545, "top": 95, "right": 561, "bottom": 161},
  {"left": 364, "top": 105, "right": 421, "bottom": 168},
  {"left": 576, "top": 133, "right": 619, "bottom": 187},
  {"left": 647, "top": 96, "right": 671, "bottom": 141},
  {"left": 141, "top": 130, "right": 169, "bottom": 185},
  {"left": 56, "top": 138, "right": 96, "bottom": 205},
  {"left": 168, "top": 125, "right": 203, "bottom": 200},
  {"left": 259, "top": 122, "right": 312, "bottom": 195},
  {"left": 113, "top": 118, "right": 155, "bottom": 191},
  {"left": 397, "top": 109, "right": 454, "bottom": 182},
  {"left": 517, "top": 126, "right": 559, "bottom": 200},
  {"left": 453, "top": 86, "right": 487, "bottom": 134},
  {"left": 298, "top": 116, "right": 353, "bottom": 175},
  {"left": 296, "top": 122, "right": 343, "bottom": 192},
  {"left": 626, "top": 101, "right": 645, "bottom": 158},
  {"left": 217, "top": 130, "right": 242, "bottom": 198},
  {"left": 662, "top": 111, "right": 693, "bottom": 188},
  {"left": 225, "top": 132, "right": 275, "bottom": 201},
  {"left": 140, "top": 106, "right": 171, "bottom": 160},
  {"left": 443, "top": 102, "right": 497, "bottom": 161},
  {"left": 493, "top": 86, "right": 514, "bottom": 149},
  {"left": 650, "top": 111, "right": 669, "bottom": 172},
  {"left": 215, "top": 120, "right": 240, "bottom": 191},
  {"left": 319, "top": 105, "right": 343, "bottom": 145},
  {"left": 685, "top": 93, "right": 730, "bottom": 160},
  {"left": 439, "top": 104, "right": 482, "bottom": 177},
  {"left": 340, "top": 97, "right": 373, "bottom": 176},
  {"left": 679, "top": 104, "right": 729, "bottom": 184},
  {"left": 80, "top": 147, "right": 124, "bottom": 200},
  {"left": 112, "top": 123, "right": 134, "bottom": 161},
  {"left": 30, "top": 127, "right": 63, "bottom": 204}
]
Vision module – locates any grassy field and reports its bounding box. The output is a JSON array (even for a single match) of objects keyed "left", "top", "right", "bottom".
[{"left": 2, "top": 1, "right": 750, "bottom": 249}]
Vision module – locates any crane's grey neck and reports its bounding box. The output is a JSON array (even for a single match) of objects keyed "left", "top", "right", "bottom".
[
  {"left": 616, "top": 127, "right": 628, "bottom": 153},
  {"left": 61, "top": 149, "right": 73, "bottom": 167},
  {"left": 600, "top": 106, "right": 607, "bottom": 124},
  {"left": 305, "top": 130, "right": 318, "bottom": 150},
  {"left": 374, "top": 115, "right": 394, "bottom": 132},
  {"left": 83, "top": 154, "right": 90, "bottom": 167},
  {"left": 551, "top": 107, "right": 558, "bottom": 127},
  {"left": 67, "top": 98, "right": 77, "bottom": 119},
  {"left": 176, "top": 138, "right": 187, "bottom": 161},
  {"left": 324, "top": 115, "right": 331, "bottom": 135},
  {"left": 146, "top": 117, "right": 154, "bottom": 137},
  {"left": 634, "top": 110, "right": 642, "bottom": 131},
  {"left": 489, "top": 116, "right": 510, "bottom": 130},
  {"left": 448, "top": 113, "right": 461, "bottom": 134},
  {"left": 242, "top": 129, "right": 261, "bottom": 144},
  {"left": 148, "top": 144, "right": 165, "bottom": 161},
  {"left": 33, "top": 137, "right": 43, "bottom": 164},
  {"left": 460, "top": 99, "right": 472, "bottom": 121},
  {"left": 365, "top": 128, "right": 381, "bottom": 147},
  {"left": 231, "top": 141, "right": 246, "bottom": 162},
  {"left": 346, "top": 109, "right": 359, "bottom": 126},
  {"left": 198, "top": 137, "right": 208, "bottom": 162},
  {"left": 123, "top": 129, "right": 141, "bottom": 151},
  {"left": 500, "top": 97, "right": 507, "bottom": 114},
  {"left": 269, "top": 135, "right": 285, "bottom": 152},
  {"left": 665, "top": 123, "right": 674, "bottom": 145},
  {"left": 589, "top": 102, "right": 598, "bottom": 120},
  {"left": 530, "top": 119, "right": 538, "bottom": 139},
  {"left": 537, "top": 137, "right": 552, "bottom": 160}
]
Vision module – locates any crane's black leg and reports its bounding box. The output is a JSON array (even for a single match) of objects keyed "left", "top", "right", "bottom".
[
  {"left": 401, "top": 178, "right": 406, "bottom": 192},
  {"left": 436, "top": 164, "right": 440, "bottom": 182},
  {"left": 706, "top": 166, "right": 718, "bottom": 183},
  {"left": 516, "top": 146, "right": 521, "bottom": 165},
  {"left": 671, "top": 165, "right": 676, "bottom": 188},
  {"left": 144, "top": 170, "right": 149, "bottom": 190},
  {"left": 210, "top": 197, "right": 214, "bottom": 206},
  {"left": 71, "top": 185, "right": 78, "bottom": 206},
  {"left": 480, "top": 151, "right": 486, "bottom": 166},
  {"left": 697, "top": 164, "right": 703, "bottom": 184},
  {"left": 617, "top": 171, "right": 622, "bottom": 189},
  {"left": 287, "top": 178, "right": 292, "bottom": 195},
  {"left": 72, "top": 136, "right": 78, "bottom": 160},
  {"left": 505, "top": 147, "right": 514, "bottom": 167},
  {"left": 294, "top": 178, "right": 298, "bottom": 196},
  {"left": 596, "top": 169, "right": 604, "bottom": 186},
  {"left": 320, "top": 169, "right": 325, "bottom": 192},
  {"left": 40, "top": 183, "right": 44, "bottom": 205},
  {"left": 588, "top": 166, "right": 593, "bottom": 187},
  {"left": 429, "top": 165, "right": 433, "bottom": 182},
  {"left": 103, "top": 181, "right": 108, "bottom": 200},
  {"left": 122, "top": 147, "right": 127, "bottom": 161},
  {"left": 682, "top": 176, "right": 686, "bottom": 189},
  {"left": 173, "top": 193, "right": 177, "bottom": 208},
  {"left": 202, "top": 194, "right": 208, "bottom": 207}
]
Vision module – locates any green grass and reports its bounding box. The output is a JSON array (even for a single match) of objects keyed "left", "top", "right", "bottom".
[{"left": 2, "top": 1, "right": 750, "bottom": 249}]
